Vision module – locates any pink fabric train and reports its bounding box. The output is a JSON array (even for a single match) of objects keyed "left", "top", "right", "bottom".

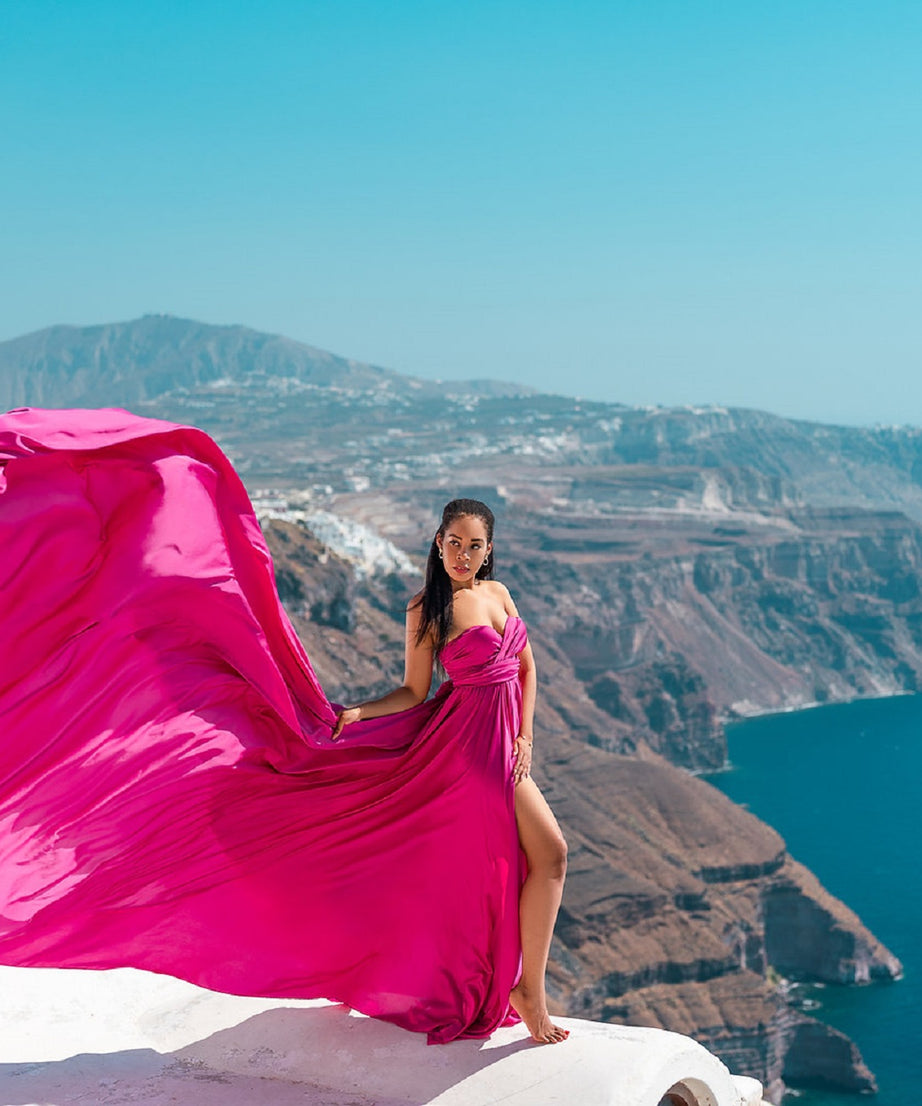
[{"left": 0, "top": 407, "right": 525, "bottom": 1043}]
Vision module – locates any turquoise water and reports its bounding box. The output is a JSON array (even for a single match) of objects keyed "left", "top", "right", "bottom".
[{"left": 704, "top": 694, "right": 921, "bottom": 1104}]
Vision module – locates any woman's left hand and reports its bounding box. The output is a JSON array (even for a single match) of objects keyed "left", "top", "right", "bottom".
[
  {"left": 513, "top": 735, "right": 533, "bottom": 785},
  {"left": 331, "top": 706, "right": 362, "bottom": 741}
]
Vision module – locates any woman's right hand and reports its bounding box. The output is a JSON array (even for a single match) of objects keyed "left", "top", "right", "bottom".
[{"left": 331, "top": 706, "right": 362, "bottom": 741}]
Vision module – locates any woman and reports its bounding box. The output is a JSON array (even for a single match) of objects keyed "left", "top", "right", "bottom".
[
  {"left": 0, "top": 410, "right": 567, "bottom": 1046},
  {"left": 332, "top": 499, "right": 570, "bottom": 1045}
]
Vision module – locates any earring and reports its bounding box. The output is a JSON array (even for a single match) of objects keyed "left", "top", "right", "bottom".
[
  {"left": 438, "top": 548, "right": 443, "bottom": 560},
  {"left": 484, "top": 553, "right": 491, "bottom": 566}
]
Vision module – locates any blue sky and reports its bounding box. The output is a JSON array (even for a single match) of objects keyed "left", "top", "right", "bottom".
[{"left": 2, "top": 1, "right": 921, "bottom": 427}]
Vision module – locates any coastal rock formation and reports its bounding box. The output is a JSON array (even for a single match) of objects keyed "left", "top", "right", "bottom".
[
  {"left": 531, "top": 744, "right": 897, "bottom": 1100},
  {"left": 763, "top": 860, "right": 902, "bottom": 985},
  {"left": 780, "top": 1017, "right": 875, "bottom": 1095}
]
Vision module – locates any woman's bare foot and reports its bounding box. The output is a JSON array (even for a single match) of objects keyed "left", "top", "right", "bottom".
[{"left": 509, "top": 982, "right": 570, "bottom": 1044}]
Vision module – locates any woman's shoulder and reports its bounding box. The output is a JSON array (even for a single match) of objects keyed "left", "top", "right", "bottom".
[{"left": 481, "top": 578, "right": 518, "bottom": 612}]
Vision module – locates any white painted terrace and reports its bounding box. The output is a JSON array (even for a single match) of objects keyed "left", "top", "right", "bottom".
[{"left": 0, "top": 965, "right": 766, "bottom": 1106}]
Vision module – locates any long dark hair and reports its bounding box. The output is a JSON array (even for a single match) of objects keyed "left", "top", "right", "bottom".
[{"left": 413, "top": 498, "right": 495, "bottom": 655}]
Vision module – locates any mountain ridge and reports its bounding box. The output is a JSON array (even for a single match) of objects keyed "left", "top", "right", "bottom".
[{"left": 0, "top": 314, "right": 535, "bottom": 408}]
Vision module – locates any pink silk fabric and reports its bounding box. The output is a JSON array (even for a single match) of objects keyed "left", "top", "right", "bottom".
[{"left": 0, "top": 407, "right": 526, "bottom": 1043}]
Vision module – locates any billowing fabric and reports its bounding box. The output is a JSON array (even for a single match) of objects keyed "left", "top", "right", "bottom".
[{"left": 0, "top": 407, "right": 525, "bottom": 1043}]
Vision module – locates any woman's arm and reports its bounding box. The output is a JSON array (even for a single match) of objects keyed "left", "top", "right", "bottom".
[{"left": 331, "top": 599, "right": 434, "bottom": 740}]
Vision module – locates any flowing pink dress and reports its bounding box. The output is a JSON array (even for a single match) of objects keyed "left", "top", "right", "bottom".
[{"left": 0, "top": 406, "right": 526, "bottom": 1043}]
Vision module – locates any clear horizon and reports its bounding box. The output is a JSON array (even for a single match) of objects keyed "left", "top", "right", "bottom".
[{"left": 3, "top": 2, "right": 922, "bottom": 429}]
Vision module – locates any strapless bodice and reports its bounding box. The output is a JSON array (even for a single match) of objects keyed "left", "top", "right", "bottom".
[{"left": 439, "top": 616, "right": 527, "bottom": 687}]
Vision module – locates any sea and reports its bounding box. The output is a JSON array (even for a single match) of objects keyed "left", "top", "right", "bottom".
[{"left": 703, "top": 693, "right": 921, "bottom": 1105}]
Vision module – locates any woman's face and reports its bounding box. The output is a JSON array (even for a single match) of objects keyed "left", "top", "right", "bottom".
[{"left": 437, "top": 514, "right": 491, "bottom": 584}]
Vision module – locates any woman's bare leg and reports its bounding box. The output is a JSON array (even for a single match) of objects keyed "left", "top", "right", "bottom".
[{"left": 509, "top": 776, "right": 570, "bottom": 1044}]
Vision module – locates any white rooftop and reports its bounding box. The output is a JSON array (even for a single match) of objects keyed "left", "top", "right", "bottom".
[{"left": 0, "top": 965, "right": 765, "bottom": 1106}]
